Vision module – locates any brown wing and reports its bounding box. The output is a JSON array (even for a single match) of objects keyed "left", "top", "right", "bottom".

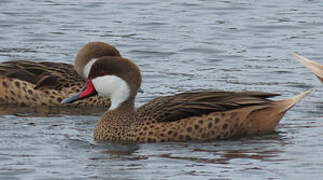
[
  {"left": 136, "top": 91, "right": 280, "bottom": 122},
  {"left": 0, "top": 60, "right": 84, "bottom": 90}
]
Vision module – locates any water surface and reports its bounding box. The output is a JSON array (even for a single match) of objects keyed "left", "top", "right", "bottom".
[{"left": 0, "top": 0, "right": 323, "bottom": 179}]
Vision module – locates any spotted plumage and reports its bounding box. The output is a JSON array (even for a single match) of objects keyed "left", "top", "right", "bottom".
[{"left": 62, "top": 48, "right": 312, "bottom": 143}]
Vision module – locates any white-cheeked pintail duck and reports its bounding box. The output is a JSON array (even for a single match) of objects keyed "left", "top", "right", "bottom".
[
  {"left": 0, "top": 42, "right": 121, "bottom": 108},
  {"left": 62, "top": 53, "right": 313, "bottom": 143}
]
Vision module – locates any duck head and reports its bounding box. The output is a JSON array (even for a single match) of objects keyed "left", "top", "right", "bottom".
[
  {"left": 62, "top": 57, "right": 142, "bottom": 110},
  {"left": 74, "top": 42, "right": 121, "bottom": 79}
]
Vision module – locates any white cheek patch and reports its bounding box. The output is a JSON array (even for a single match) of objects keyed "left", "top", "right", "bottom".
[
  {"left": 92, "top": 75, "right": 130, "bottom": 110},
  {"left": 83, "top": 58, "right": 98, "bottom": 79}
]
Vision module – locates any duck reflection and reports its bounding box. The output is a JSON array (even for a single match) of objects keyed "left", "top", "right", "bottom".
[{"left": 153, "top": 134, "right": 287, "bottom": 164}]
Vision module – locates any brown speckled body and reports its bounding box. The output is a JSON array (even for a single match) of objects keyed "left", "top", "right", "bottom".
[{"left": 94, "top": 89, "right": 308, "bottom": 143}]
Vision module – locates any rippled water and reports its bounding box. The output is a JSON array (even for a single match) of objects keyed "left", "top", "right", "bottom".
[{"left": 1, "top": 0, "right": 323, "bottom": 179}]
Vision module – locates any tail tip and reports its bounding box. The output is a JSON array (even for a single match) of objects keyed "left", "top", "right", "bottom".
[
  {"left": 278, "top": 88, "right": 314, "bottom": 113},
  {"left": 303, "top": 88, "right": 315, "bottom": 96},
  {"left": 296, "top": 88, "right": 315, "bottom": 101}
]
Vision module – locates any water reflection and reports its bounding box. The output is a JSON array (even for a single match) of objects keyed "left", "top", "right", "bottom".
[
  {"left": 150, "top": 135, "right": 286, "bottom": 165},
  {"left": 98, "top": 143, "right": 140, "bottom": 156},
  {"left": 155, "top": 148, "right": 283, "bottom": 165},
  {"left": 84, "top": 135, "right": 289, "bottom": 179}
]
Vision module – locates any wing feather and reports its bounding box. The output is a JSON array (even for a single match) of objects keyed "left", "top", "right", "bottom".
[
  {"left": 0, "top": 60, "right": 83, "bottom": 90},
  {"left": 137, "top": 91, "right": 280, "bottom": 122}
]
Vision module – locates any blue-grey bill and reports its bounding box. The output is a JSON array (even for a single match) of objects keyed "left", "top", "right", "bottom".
[{"left": 61, "top": 94, "right": 81, "bottom": 104}]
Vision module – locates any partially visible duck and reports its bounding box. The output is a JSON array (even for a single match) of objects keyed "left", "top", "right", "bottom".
[
  {"left": 62, "top": 56, "right": 312, "bottom": 143},
  {"left": 293, "top": 53, "right": 323, "bottom": 84},
  {"left": 0, "top": 42, "right": 120, "bottom": 108}
]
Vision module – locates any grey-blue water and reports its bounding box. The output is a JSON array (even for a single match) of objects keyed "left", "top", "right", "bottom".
[{"left": 1, "top": 0, "right": 323, "bottom": 179}]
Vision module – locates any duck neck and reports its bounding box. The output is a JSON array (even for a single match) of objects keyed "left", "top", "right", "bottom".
[
  {"left": 114, "top": 96, "right": 136, "bottom": 114},
  {"left": 94, "top": 97, "right": 137, "bottom": 141},
  {"left": 106, "top": 96, "right": 137, "bottom": 125}
]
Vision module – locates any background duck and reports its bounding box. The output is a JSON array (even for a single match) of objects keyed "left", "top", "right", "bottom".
[
  {"left": 62, "top": 55, "right": 312, "bottom": 143},
  {"left": 0, "top": 42, "right": 120, "bottom": 108}
]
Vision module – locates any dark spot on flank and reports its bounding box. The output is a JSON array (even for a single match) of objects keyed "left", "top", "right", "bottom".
[
  {"left": 14, "top": 81, "right": 20, "bottom": 88},
  {"left": 143, "top": 127, "right": 147, "bottom": 131},
  {"left": 2, "top": 81, "right": 8, "bottom": 88},
  {"left": 208, "top": 122, "right": 213, "bottom": 129},
  {"left": 22, "top": 87, "right": 27, "bottom": 92},
  {"left": 221, "top": 113, "right": 225, "bottom": 117},
  {"left": 198, "top": 120, "right": 203, "bottom": 124},
  {"left": 20, "top": 102, "right": 26, "bottom": 106},
  {"left": 9, "top": 90, "right": 15, "bottom": 95},
  {"left": 214, "top": 118, "right": 220, "bottom": 124},
  {"left": 27, "top": 89, "right": 33, "bottom": 95},
  {"left": 167, "top": 130, "right": 173, "bottom": 135},
  {"left": 194, "top": 124, "right": 199, "bottom": 130},
  {"left": 187, "top": 127, "right": 192, "bottom": 132},
  {"left": 149, "top": 131, "right": 153, "bottom": 135},
  {"left": 57, "top": 97, "right": 62, "bottom": 102},
  {"left": 223, "top": 124, "right": 228, "bottom": 130}
]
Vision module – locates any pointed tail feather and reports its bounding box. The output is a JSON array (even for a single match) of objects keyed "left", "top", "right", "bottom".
[
  {"left": 292, "top": 53, "right": 323, "bottom": 79},
  {"left": 276, "top": 88, "right": 314, "bottom": 113}
]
